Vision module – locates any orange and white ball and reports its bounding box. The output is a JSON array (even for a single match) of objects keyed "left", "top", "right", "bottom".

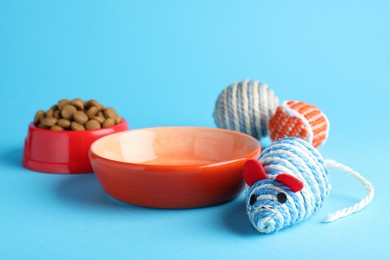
[{"left": 268, "top": 101, "right": 329, "bottom": 148}]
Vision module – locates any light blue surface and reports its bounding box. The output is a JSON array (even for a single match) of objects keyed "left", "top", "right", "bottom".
[{"left": 1, "top": 1, "right": 389, "bottom": 259}]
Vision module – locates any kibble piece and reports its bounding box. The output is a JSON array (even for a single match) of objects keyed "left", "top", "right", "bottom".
[
  {"left": 58, "top": 99, "right": 70, "bottom": 110},
  {"left": 54, "top": 110, "right": 60, "bottom": 119},
  {"left": 85, "top": 119, "right": 101, "bottom": 130},
  {"left": 71, "top": 98, "right": 84, "bottom": 110},
  {"left": 41, "top": 117, "right": 58, "bottom": 127},
  {"left": 93, "top": 116, "right": 105, "bottom": 124},
  {"left": 73, "top": 111, "right": 88, "bottom": 124},
  {"left": 50, "top": 125, "right": 64, "bottom": 131},
  {"left": 102, "top": 118, "right": 115, "bottom": 128},
  {"left": 34, "top": 110, "right": 45, "bottom": 125},
  {"left": 115, "top": 116, "right": 122, "bottom": 124},
  {"left": 57, "top": 119, "right": 71, "bottom": 128},
  {"left": 104, "top": 107, "right": 117, "bottom": 118},
  {"left": 86, "top": 106, "right": 98, "bottom": 119},
  {"left": 38, "top": 123, "right": 49, "bottom": 129},
  {"left": 61, "top": 105, "right": 77, "bottom": 119},
  {"left": 71, "top": 121, "right": 85, "bottom": 131},
  {"left": 97, "top": 111, "right": 105, "bottom": 118},
  {"left": 46, "top": 109, "right": 54, "bottom": 118},
  {"left": 87, "top": 100, "right": 102, "bottom": 110}
]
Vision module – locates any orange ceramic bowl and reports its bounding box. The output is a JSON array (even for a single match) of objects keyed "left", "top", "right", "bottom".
[{"left": 89, "top": 127, "right": 261, "bottom": 208}]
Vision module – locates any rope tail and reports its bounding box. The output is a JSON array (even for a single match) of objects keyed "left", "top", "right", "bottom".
[{"left": 323, "top": 159, "right": 375, "bottom": 223}]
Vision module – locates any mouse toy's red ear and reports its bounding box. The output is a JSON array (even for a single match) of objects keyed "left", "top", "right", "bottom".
[
  {"left": 243, "top": 159, "right": 268, "bottom": 187},
  {"left": 275, "top": 174, "right": 304, "bottom": 192}
]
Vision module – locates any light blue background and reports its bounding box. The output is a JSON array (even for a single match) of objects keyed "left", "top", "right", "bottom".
[{"left": 1, "top": 1, "right": 389, "bottom": 259}]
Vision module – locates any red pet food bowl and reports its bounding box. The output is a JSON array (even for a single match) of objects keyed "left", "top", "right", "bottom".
[{"left": 23, "top": 119, "right": 128, "bottom": 174}]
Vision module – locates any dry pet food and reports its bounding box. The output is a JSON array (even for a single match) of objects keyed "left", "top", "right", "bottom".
[{"left": 34, "top": 98, "right": 122, "bottom": 131}]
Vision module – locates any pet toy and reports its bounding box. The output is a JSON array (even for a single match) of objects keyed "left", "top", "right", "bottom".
[
  {"left": 243, "top": 138, "right": 374, "bottom": 234},
  {"left": 213, "top": 80, "right": 279, "bottom": 140},
  {"left": 268, "top": 100, "right": 329, "bottom": 148}
]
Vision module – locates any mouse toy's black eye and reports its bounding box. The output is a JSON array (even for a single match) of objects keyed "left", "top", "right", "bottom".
[
  {"left": 277, "top": 192, "right": 287, "bottom": 204},
  {"left": 249, "top": 194, "right": 257, "bottom": 206}
]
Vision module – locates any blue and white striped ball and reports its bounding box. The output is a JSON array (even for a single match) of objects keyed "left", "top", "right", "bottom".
[
  {"left": 213, "top": 80, "right": 279, "bottom": 140},
  {"left": 244, "top": 138, "right": 330, "bottom": 234}
]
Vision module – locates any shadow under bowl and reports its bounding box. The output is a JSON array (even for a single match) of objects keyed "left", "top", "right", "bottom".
[{"left": 89, "top": 127, "right": 261, "bottom": 208}]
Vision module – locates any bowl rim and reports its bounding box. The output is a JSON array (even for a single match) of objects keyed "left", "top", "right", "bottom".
[
  {"left": 28, "top": 119, "right": 127, "bottom": 135},
  {"left": 89, "top": 126, "right": 261, "bottom": 169}
]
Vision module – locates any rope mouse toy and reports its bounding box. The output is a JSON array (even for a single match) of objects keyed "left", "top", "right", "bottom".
[
  {"left": 243, "top": 138, "right": 374, "bottom": 233},
  {"left": 213, "top": 80, "right": 374, "bottom": 234}
]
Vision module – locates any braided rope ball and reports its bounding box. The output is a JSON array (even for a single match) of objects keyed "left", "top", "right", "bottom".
[
  {"left": 213, "top": 80, "right": 279, "bottom": 140},
  {"left": 268, "top": 100, "right": 330, "bottom": 148},
  {"left": 243, "top": 138, "right": 330, "bottom": 234}
]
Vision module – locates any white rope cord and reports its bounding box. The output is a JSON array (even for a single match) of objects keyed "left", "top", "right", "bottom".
[{"left": 323, "top": 159, "right": 375, "bottom": 223}]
